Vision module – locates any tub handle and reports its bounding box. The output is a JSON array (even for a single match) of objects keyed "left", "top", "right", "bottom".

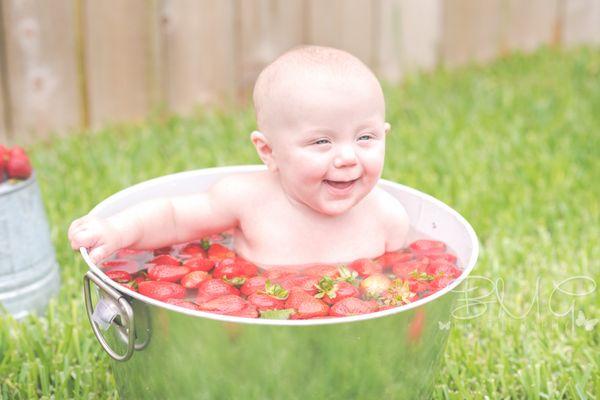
[{"left": 83, "top": 271, "right": 135, "bottom": 361}]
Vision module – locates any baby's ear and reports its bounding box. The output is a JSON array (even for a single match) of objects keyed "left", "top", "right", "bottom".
[
  {"left": 250, "top": 131, "right": 278, "bottom": 172},
  {"left": 384, "top": 123, "right": 391, "bottom": 135}
]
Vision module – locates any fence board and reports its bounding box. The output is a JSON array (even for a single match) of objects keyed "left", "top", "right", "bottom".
[
  {"left": 441, "top": 0, "right": 503, "bottom": 67},
  {"left": 307, "top": 0, "right": 375, "bottom": 65},
  {"left": 84, "top": 0, "right": 157, "bottom": 128},
  {"left": 562, "top": 0, "right": 600, "bottom": 46},
  {"left": 159, "top": 0, "right": 236, "bottom": 114},
  {"left": 504, "top": 0, "right": 560, "bottom": 53},
  {"left": 1, "top": 0, "right": 80, "bottom": 142},
  {"left": 238, "top": 0, "right": 305, "bottom": 97}
]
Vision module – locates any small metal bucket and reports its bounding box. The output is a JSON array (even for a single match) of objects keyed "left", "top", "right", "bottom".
[
  {"left": 0, "top": 173, "right": 60, "bottom": 319},
  {"left": 81, "top": 165, "right": 479, "bottom": 399}
]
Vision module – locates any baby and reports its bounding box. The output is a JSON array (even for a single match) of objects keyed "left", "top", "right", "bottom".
[{"left": 68, "top": 45, "right": 409, "bottom": 267}]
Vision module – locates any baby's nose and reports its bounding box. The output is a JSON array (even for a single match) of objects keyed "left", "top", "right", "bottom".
[{"left": 333, "top": 145, "right": 358, "bottom": 168}]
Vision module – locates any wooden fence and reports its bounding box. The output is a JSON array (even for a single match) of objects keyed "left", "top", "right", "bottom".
[{"left": 0, "top": 0, "right": 599, "bottom": 144}]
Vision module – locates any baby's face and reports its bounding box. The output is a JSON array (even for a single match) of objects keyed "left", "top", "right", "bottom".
[{"left": 267, "top": 75, "right": 389, "bottom": 216}]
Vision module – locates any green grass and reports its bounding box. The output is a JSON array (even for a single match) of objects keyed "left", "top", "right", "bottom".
[{"left": 1, "top": 46, "right": 599, "bottom": 399}]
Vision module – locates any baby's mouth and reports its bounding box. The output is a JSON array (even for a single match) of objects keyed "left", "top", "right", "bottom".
[{"left": 323, "top": 178, "right": 358, "bottom": 190}]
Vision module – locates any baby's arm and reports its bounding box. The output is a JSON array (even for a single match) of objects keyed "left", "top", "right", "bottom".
[
  {"left": 378, "top": 190, "right": 409, "bottom": 252},
  {"left": 68, "top": 177, "right": 239, "bottom": 263}
]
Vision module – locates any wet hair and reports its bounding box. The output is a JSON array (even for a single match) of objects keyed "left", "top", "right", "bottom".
[{"left": 252, "top": 45, "right": 383, "bottom": 134}]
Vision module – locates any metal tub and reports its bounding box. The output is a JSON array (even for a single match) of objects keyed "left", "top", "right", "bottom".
[{"left": 81, "top": 165, "right": 479, "bottom": 400}]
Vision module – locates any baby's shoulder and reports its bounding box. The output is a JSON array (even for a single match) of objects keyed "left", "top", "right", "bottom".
[
  {"left": 367, "top": 186, "right": 409, "bottom": 249},
  {"left": 210, "top": 171, "right": 271, "bottom": 206}
]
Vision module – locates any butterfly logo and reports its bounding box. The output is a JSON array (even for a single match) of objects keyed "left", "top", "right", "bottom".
[
  {"left": 575, "top": 311, "right": 598, "bottom": 331},
  {"left": 438, "top": 320, "right": 451, "bottom": 330}
]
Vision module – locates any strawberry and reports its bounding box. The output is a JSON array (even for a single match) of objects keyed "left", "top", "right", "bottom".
[
  {"left": 0, "top": 145, "right": 8, "bottom": 181},
  {"left": 138, "top": 281, "right": 185, "bottom": 301},
  {"left": 329, "top": 297, "right": 378, "bottom": 317},
  {"left": 166, "top": 298, "right": 199, "bottom": 310},
  {"left": 115, "top": 248, "right": 145, "bottom": 258},
  {"left": 197, "top": 294, "right": 248, "bottom": 315},
  {"left": 207, "top": 243, "right": 235, "bottom": 261},
  {"left": 105, "top": 270, "right": 132, "bottom": 283},
  {"left": 336, "top": 265, "right": 359, "bottom": 285},
  {"left": 409, "top": 240, "right": 446, "bottom": 254},
  {"left": 431, "top": 275, "right": 455, "bottom": 292},
  {"left": 263, "top": 267, "right": 296, "bottom": 281},
  {"left": 392, "top": 258, "right": 430, "bottom": 280},
  {"left": 231, "top": 304, "right": 259, "bottom": 318},
  {"left": 302, "top": 264, "right": 339, "bottom": 279},
  {"left": 376, "top": 251, "right": 414, "bottom": 268},
  {"left": 149, "top": 254, "right": 180, "bottom": 266},
  {"left": 418, "top": 252, "right": 457, "bottom": 264},
  {"left": 359, "top": 273, "right": 392, "bottom": 299},
  {"left": 284, "top": 287, "right": 313, "bottom": 310},
  {"left": 348, "top": 258, "right": 382, "bottom": 277},
  {"left": 289, "top": 297, "right": 329, "bottom": 319},
  {"left": 100, "top": 259, "right": 139, "bottom": 273},
  {"left": 147, "top": 265, "right": 190, "bottom": 282},
  {"left": 6, "top": 147, "right": 32, "bottom": 180},
  {"left": 213, "top": 258, "right": 258, "bottom": 281},
  {"left": 248, "top": 293, "right": 285, "bottom": 311},
  {"left": 425, "top": 261, "right": 461, "bottom": 279},
  {"left": 380, "top": 279, "right": 416, "bottom": 306},
  {"left": 318, "top": 281, "right": 360, "bottom": 305},
  {"left": 119, "top": 282, "right": 137, "bottom": 291},
  {"left": 153, "top": 246, "right": 173, "bottom": 256},
  {"left": 183, "top": 256, "right": 215, "bottom": 272},
  {"left": 181, "top": 271, "right": 209, "bottom": 288},
  {"left": 278, "top": 274, "right": 320, "bottom": 295},
  {"left": 195, "top": 278, "right": 240, "bottom": 303},
  {"left": 179, "top": 242, "right": 207, "bottom": 258},
  {"left": 240, "top": 276, "right": 267, "bottom": 297}
]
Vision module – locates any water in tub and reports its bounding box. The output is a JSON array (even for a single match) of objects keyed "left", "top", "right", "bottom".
[{"left": 97, "top": 228, "right": 462, "bottom": 319}]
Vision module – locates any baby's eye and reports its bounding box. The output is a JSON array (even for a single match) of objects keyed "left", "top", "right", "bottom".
[
  {"left": 314, "top": 138, "right": 331, "bottom": 145},
  {"left": 358, "top": 134, "right": 373, "bottom": 141}
]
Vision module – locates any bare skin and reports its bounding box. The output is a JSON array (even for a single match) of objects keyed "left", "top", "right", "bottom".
[{"left": 68, "top": 46, "right": 409, "bottom": 267}]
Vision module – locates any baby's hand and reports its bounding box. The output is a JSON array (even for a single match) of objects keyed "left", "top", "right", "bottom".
[{"left": 68, "top": 215, "right": 122, "bottom": 264}]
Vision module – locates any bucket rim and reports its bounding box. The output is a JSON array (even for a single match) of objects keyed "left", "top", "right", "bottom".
[
  {"left": 0, "top": 172, "right": 36, "bottom": 197},
  {"left": 81, "top": 164, "right": 479, "bottom": 326}
]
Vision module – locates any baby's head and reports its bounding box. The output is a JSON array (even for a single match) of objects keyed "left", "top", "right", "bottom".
[{"left": 251, "top": 45, "right": 390, "bottom": 217}]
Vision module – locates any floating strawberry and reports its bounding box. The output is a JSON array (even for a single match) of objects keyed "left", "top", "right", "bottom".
[
  {"left": 392, "top": 258, "right": 430, "bottom": 280},
  {"left": 195, "top": 278, "right": 240, "bottom": 304},
  {"left": 359, "top": 273, "right": 392, "bottom": 299},
  {"left": 149, "top": 254, "right": 180, "bottom": 266},
  {"left": 148, "top": 264, "right": 190, "bottom": 282},
  {"left": 166, "top": 298, "right": 199, "bottom": 310},
  {"left": 101, "top": 259, "right": 138, "bottom": 273},
  {"left": 207, "top": 243, "right": 235, "bottom": 261},
  {"left": 425, "top": 261, "right": 461, "bottom": 279},
  {"left": 180, "top": 271, "right": 209, "bottom": 288},
  {"left": 213, "top": 258, "right": 258, "bottom": 281},
  {"left": 376, "top": 251, "right": 414, "bottom": 268},
  {"left": 105, "top": 270, "right": 132, "bottom": 283},
  {"left": 278, "top": 274, "right": 320, "bottom": 295},
  {"left": 302, "top": 264, "right": 339, "bottom": 279},
  {"left": 197, "top": 294, "right": 250, "bottom": 316},
  {"left": 248, "top": 292, "right": 285, "bottom": 311},
  {"left": 138, "top": 281, "right": 185, "bottom": 301},
  {"left": 240, "top": 276, "right": 267, "bottom": 297},
  {"left": 329, "top": 297, "right": 378, "bottom": 317},
  {"left": 153, "top": 246, "right": 173, "bottom": 256},
  {"left": 418, "top": 252, "right": 457, "bottom": 264},
  {"left": 409, "top": 240, "right": 446, "bottom": 254},
  {"left": 289, "top": 296, "right": 329, "bottom": 319},
  {"left": 348, "top": 258, "right": 382, "bottom": 277},
  {"left": 263, "top": 267, "right": 296, "bottom": 281},
  {"left": 6, "top": 146, "right": 32, "bottom": 180},
  {"left": 115, "top": 248, "right": 145, "bottom": 258},
  {"left": 0, "top": 145, "right": 8, "bottom": 181},
  {"left": 380, "top": 279, "right": 415, "bottom": 306},
  {"left": 180, "top": 242, "right": 207, "bottom": 258},
  {"left": 183, "top": 256, "right": 215, "bottom": 272}
]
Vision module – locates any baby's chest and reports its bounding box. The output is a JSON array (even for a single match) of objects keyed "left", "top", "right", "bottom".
[{"left": 234, "top": 205, "right": 387, "bottom": 265}]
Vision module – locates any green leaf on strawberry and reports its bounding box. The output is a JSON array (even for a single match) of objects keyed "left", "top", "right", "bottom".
[
  {"left": 409, "top": 270, "right": 436, "bottom": 282},
  {"left": 223, "top": 276, "right": 246, "bottom": 287},
  {"left": 260, "top": 308, "right": 295, "bottom": 320},
  {"left": 200, "top": 238, "right": 211, "bottom": 251},
  {"left": 381, "top": 279, "right": 415, "bottom": 306},
  {"left": 337, "top": 265, "right": 358, "bottom": 285},
  {"left": 262, "top": 280, "right": 289, "bottom": 300},
  {"left": 314, "top": 276, "right": 338, "bottom": 299}
]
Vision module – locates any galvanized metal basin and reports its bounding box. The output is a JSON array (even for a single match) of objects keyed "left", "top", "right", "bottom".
[
  {"left": 80, "top": 165, "right": 479, "bottom": 400},
  {"left": 0, "top": 173, "right": 60, "bottom": 319}
]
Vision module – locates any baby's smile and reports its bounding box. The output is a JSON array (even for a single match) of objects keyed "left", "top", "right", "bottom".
[{"left": 323, "top": 177, "right": 360, "bottom": 194}]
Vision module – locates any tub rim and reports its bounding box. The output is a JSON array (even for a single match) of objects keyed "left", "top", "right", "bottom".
[{"left": 81, "top": 164, "right": 479, "bottom": 326}]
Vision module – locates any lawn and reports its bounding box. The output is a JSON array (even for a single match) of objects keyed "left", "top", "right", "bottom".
[{"left": 1, "top": 46, "right": 598, "bottom": 399}]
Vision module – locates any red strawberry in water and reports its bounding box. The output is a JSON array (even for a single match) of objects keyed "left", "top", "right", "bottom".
[
  {"left": 317, "top": 281, "right": 360, "bottom": 305},
  {"left": 230, "top": 303, "right": 259, "bottom": 318},
  {"left": 138, "top": 281, "right": 185, "bottom": 301},
  {"left": 153, "top": 246, "right": 173, "bottom": 256},
  {"left": 426, "top": 261, "right": 461, "bottom": 279},
  {"left": 392, "top": 258, "right": 430, "bottom": 280},
  {"left": 376, "top": 251, "right": 414, "bottom": 268},
  {"left": 329, "top": 297, "right": 378, "bottom": 317},
  {"left": 348, "top": 258, "right": 382, "bottom": 277},
  {"left": 409, "top": 240, "right": 446, "bottom": 254},
  {"left": 302, "top": 264, "right": 339, "bottom": 279},
  {"left": 101, "top": 259, "right": 138, "bottom": 273},
  {"left": 147, "top": 265, "right": 190, "bottom": 282},
  {"left": 248, "top": 293, "right": 285, "bottom": 311},
  {"left": 418, "top": 252, "right": 457, "bottom": 264},
  {"left": 278, "top": 274, "right": 320, "bottom": 295},
  {"left": 179, "top": 242, "right": 207, "bottom": 258},
  {"left": 105, "top": 270, "right": 132, "bottom": 283},
  {"left": 183, "top": 256, "right": 215, "bottom": 272},
  {"left": 289, "top": 297, "right": 329, "bottom": 319},
  {"left": 0, "top": 145, "right": 8, "bottom": 181},
  {"left": 207, "top": 244, "right": 235, "bottom": 261},
  {"left": 359, "top": 273, "right": 392, "bottom": 299},
  {"left": 149, "top": 254, "right": 180, "bottom": 266},
  {"left": 431, "top": 275, "right": 455, "bottom": 292},
  {"left": 180, "top": 271, "right": 209, "bottom": 288},
  {"left": 240, "top": 276, "right": 267, "bottom": 297},
  {"left": 195, "top": 278, "right": 240, "bottom": 303},
  {"left": 263, "top": 267, "right": 296, "bottom": 281},
  {"left": 197, "top": 294, "right": 247, "bottom": 315},
  {"left": 6, "top": 147, "right": 32, "bottom": 180},
  {"left": 115, "top": 248, "right": 145, "bottom": 258},
  {"left": 213, "top": 258, "right": 258, "bottom": 281},
  {"left": 166, "top": 298, "right": 200, "bottom": 310}
]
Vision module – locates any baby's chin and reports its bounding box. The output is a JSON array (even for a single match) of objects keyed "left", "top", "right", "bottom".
[{"left": 311, "top": 197, "right": 360, "bottom": 217}]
